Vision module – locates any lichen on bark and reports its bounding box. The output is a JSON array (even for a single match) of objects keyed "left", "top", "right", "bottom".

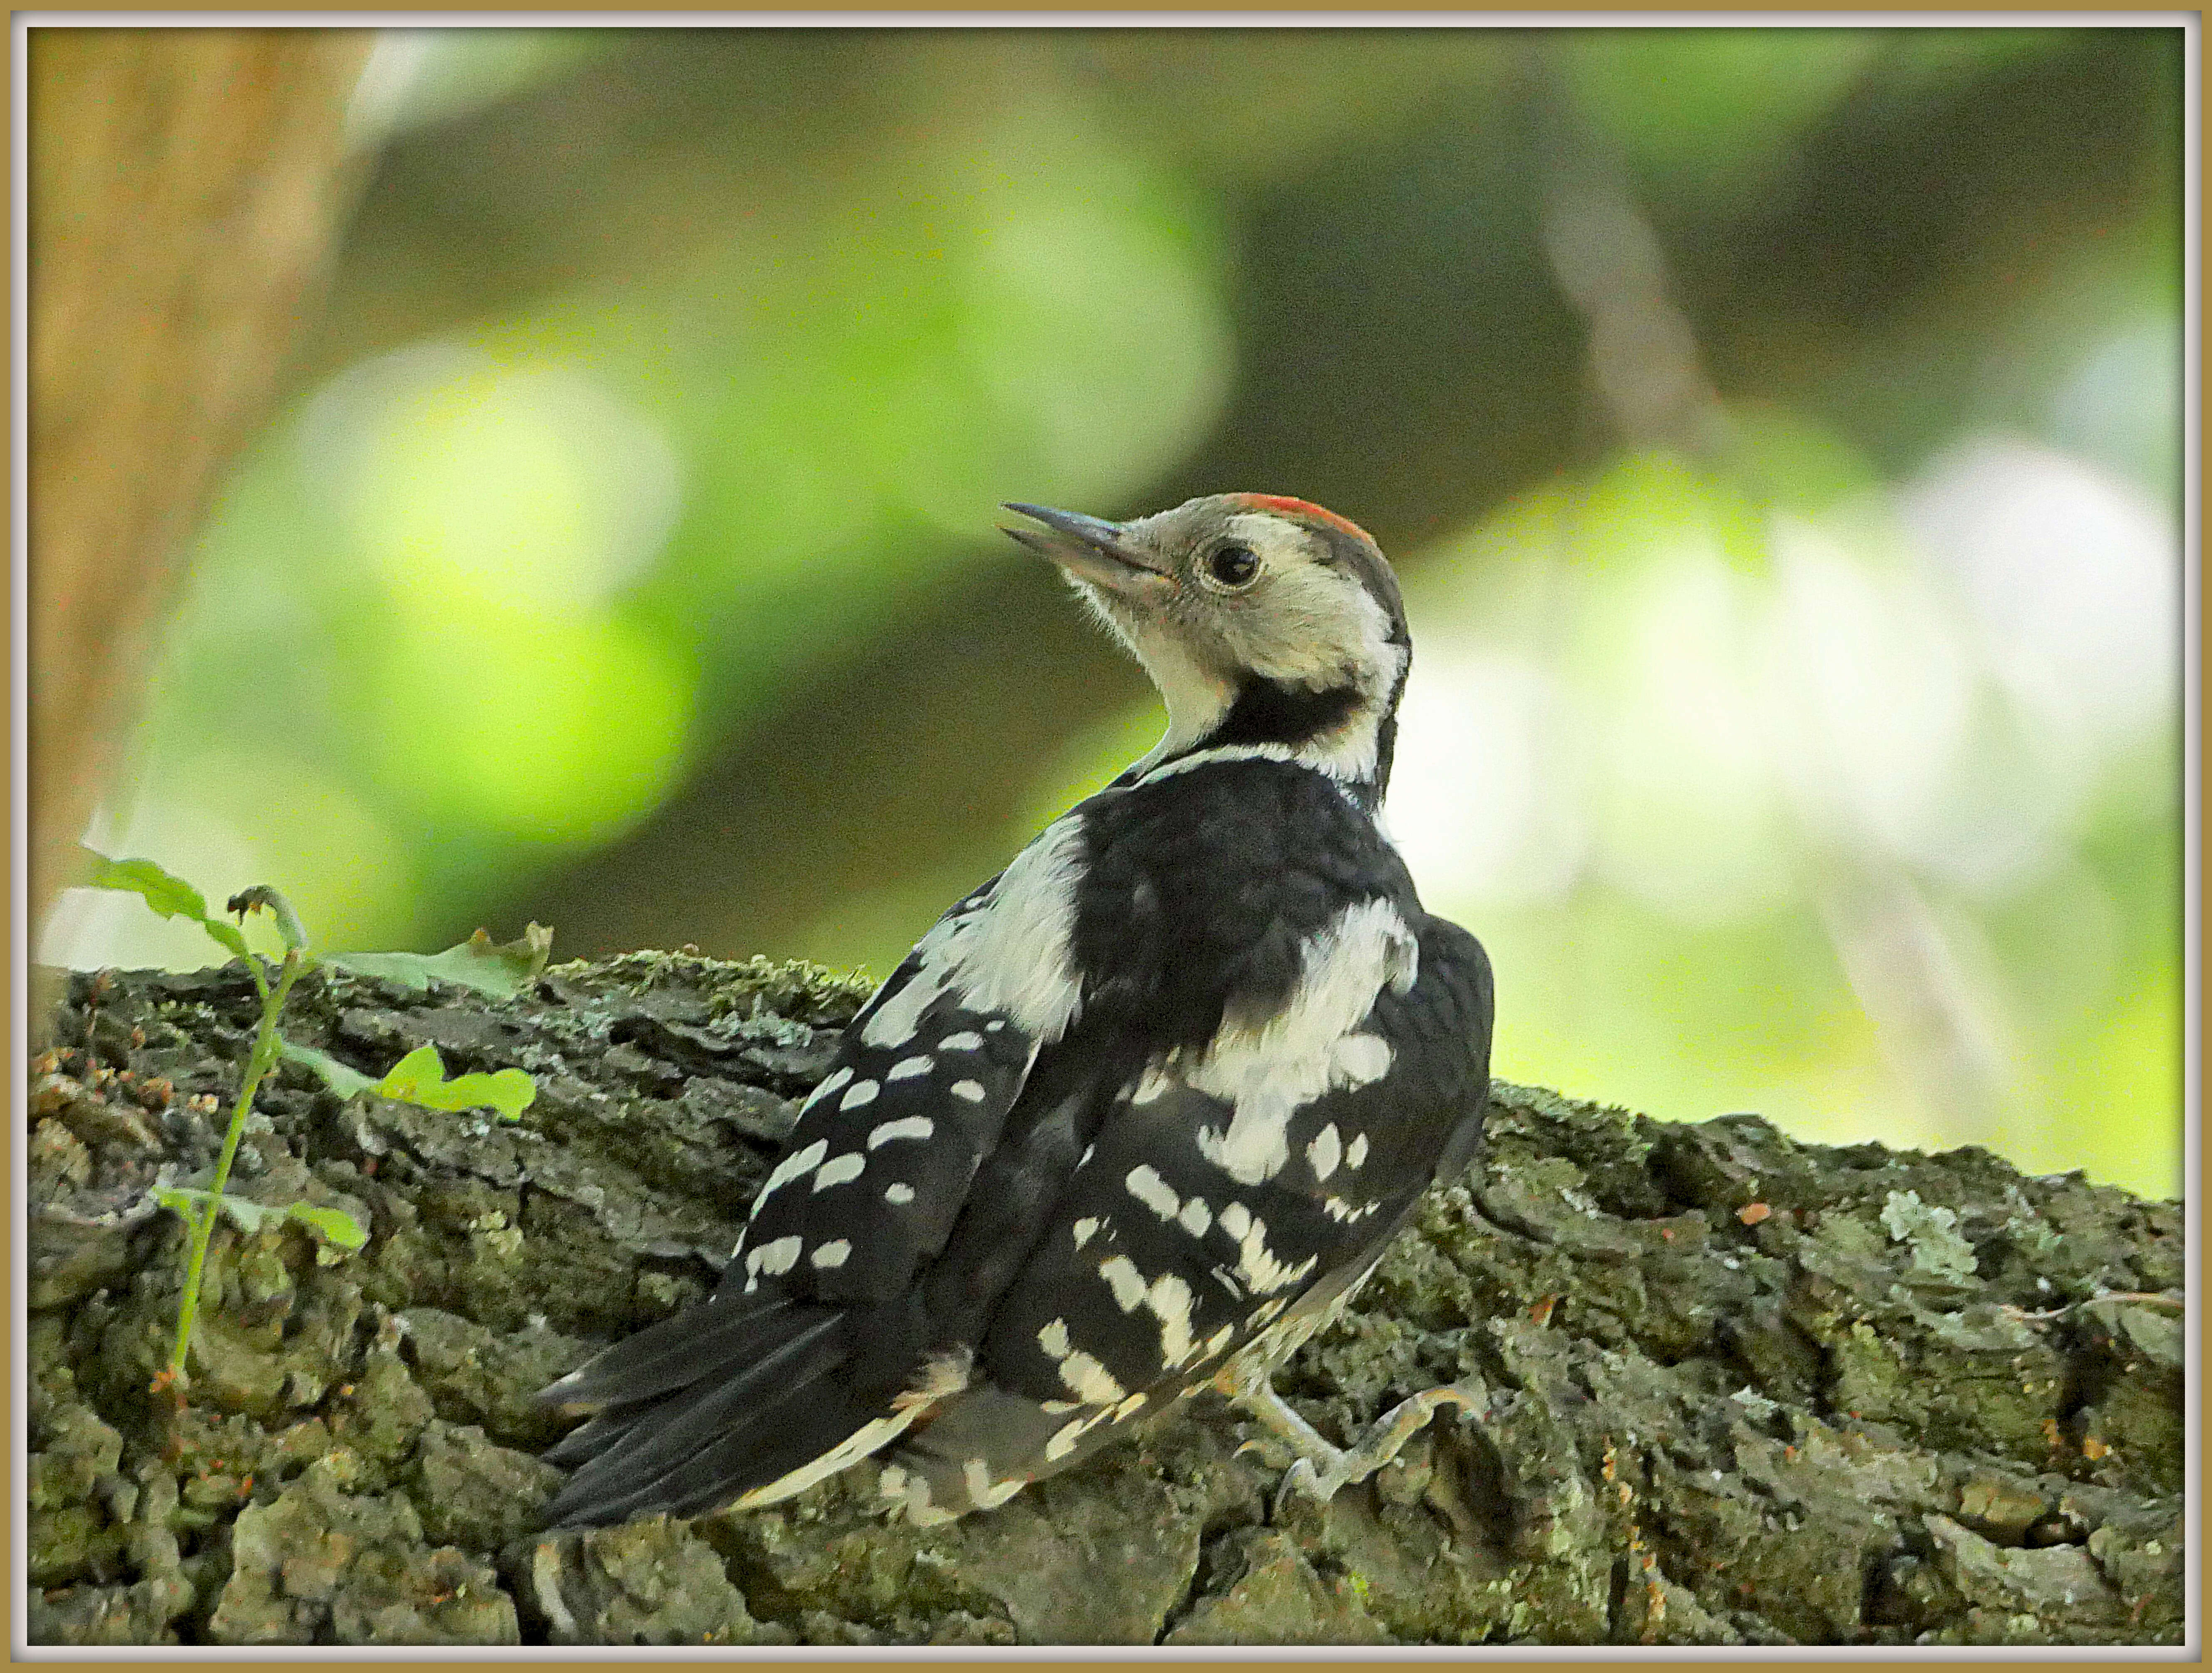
[{"left": 26, "top": 953, "right": 2185, "bottom": 1646}]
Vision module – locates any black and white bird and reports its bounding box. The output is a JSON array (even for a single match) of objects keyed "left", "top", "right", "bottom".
[{"left": 539, "top": 493, "right": 1495, "bottom": 1529}]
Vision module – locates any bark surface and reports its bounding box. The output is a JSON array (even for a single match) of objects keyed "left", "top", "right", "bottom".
[{"left": 26, "top": 953, "right": 2185, "bottom": 1646}]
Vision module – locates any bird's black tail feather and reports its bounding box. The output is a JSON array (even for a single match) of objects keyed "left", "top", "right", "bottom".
[
  {"left": 537, "top": 1298, "right": 887, "bottom": 1528},
  {"left": 541, "top": 1294, "right": 809, "bottom": 1417}
]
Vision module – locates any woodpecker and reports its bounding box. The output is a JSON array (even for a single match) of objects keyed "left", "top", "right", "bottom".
[{"left": 539, "top": 493, "right": 1494, "bottom": 1529}]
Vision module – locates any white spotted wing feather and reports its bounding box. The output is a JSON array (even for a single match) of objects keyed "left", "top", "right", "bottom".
[{"left": 731, "top": 815, "right": 1087, "bottom": 1303}]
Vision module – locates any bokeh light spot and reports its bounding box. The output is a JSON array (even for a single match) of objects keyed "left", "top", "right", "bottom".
[
  {"left": 303, "top": 342, "right": 684, "bottom": 618},
  {"left": 362, "top": 604, "right": 695, "bottom": 846}
]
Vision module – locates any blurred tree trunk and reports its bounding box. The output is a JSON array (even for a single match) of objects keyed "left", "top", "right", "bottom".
[{"left": 27, "top": 27, "right": 373, "bottom": 952}]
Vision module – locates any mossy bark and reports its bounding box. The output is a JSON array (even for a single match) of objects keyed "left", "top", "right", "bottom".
[{"left": 27, "top": 954, "right": 2185, "bottom": 1646}]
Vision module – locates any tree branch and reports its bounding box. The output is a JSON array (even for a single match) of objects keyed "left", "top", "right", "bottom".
[{"left": 26, "top": 954, "right": 2182, "bottom": 1645}]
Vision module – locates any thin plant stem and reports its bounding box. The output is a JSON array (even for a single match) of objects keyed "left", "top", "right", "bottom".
[{"left": 165, "top": 947, "right": 305, "bottom": 1383}]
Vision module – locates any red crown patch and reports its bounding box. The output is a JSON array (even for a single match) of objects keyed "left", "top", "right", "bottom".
[{"left": 1232, "top": 494, "right": 1375, "bottom": 548}]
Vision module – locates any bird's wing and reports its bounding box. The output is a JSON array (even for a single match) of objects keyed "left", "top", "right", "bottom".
[
  {"left": 538, "top": 815, "right": 1095, "bottom": 1524},
  {"left": 882, "top": 908, "right": 1494, "bottom": 1508},
  {"left": 725, "top": 812, "right": 1091, "bottom": 1307}
]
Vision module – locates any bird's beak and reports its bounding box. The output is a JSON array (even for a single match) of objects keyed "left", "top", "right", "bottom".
[{"left": 1002, "top": 503, "right": 1173, "bottom": 600}]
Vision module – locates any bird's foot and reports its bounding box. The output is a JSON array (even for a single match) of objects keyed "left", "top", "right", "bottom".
[
  {"left": 1277, "top": 1380, "right": 1489, "bottom": 1504},
  {"left": 1230, "top": 1373, "right": 1487, "bottom": 1511}
]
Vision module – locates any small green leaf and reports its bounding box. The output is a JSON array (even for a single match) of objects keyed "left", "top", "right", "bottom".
[
  {"left": 156, "top": 1186, "right": 365, "bottom": 1257},
  {"left": 154, "top": 1186, "right": 274, "bottom": 1237},
  {"left": 374, "top": 1044, "right": 536, "bottom": 1122},
  {"left": 327, "top": 923, "right": 554, "bottom": 1000},
  {"left": 87, "top": 855, "right": 209, "bottom": 921},
  {"left": 283, "top": 1037, "right": 537, "bottom": 1122},
  {"left": 279, "top": 1038, "right": 376, "bottom": 1097},
  {"left": 155, "top": 1186, "right": 367, "bottom": 1253},
  {"left": 84, "top": 851, "right": 251, "bottom": 961},
  {"left": 283, "top": 1202, "right": 368, "bottom": 1252}
]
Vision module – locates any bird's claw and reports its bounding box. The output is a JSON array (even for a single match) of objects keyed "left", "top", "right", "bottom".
[
  {"left": 1276, "top": 1456, "right": 1330, "bottom": 1510},
  {"left": 1234, "top": 1433, "right": 1286, "bottom": 1465},
  {"left": 1268, "top": 1379, "right": 1488, "bottom": 1514}
]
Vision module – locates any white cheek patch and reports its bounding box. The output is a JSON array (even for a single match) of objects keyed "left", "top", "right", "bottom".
[{"left": 1146, "top": 512, "right": 1407, "bottom": 788}]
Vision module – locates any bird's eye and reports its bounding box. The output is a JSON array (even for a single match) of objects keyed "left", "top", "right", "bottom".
[{"left": 1205, "top": 545, "right": 1261, "bottom": 589}]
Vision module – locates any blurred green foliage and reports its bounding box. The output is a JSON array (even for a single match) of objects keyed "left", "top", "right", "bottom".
[{"left": 51, "top": 27, "right": 2185, "bottom": 1198}]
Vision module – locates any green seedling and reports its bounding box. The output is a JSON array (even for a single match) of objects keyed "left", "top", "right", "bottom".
[
  {"left": 326, "top": 924, "right": 553, "bottom": 1000},
  {"left": 279, "top": 1041, "right": 536, "bottom": 1123},
  {"left": 80, "top": 851, "right": 543, "bottom": 1390},
  {"left": 150, "top": 1187, "right": 370, "bottom": 1253}
]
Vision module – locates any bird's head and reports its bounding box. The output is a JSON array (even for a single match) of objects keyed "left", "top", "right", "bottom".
[{"left": 1004, "top": 493, "right": 1411, "bottom": 802}]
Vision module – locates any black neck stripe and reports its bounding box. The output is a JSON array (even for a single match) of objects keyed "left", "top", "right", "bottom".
[{"left": 1211, "top": 676, "right": 1363, "bottom": 752}]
